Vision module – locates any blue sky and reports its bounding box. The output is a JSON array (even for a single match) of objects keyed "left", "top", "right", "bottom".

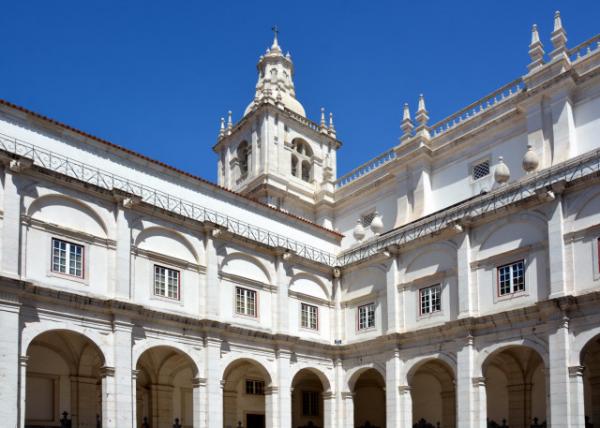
[{"left": 1, "top": 1, "right": 599, "bottom": 181}]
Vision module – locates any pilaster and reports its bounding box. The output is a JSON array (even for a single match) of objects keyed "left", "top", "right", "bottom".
[
  {"left": 275, "top": 248, "right": 291, "bottom": 334},
  {"left": 112, "top": 192, "right": 140, "bottom": 299},
  {"left": 277, "top": 349, "right": 291, "bottom": 428},
  {"left": 111, "top": 318, "right": 134, "bottom": 428},
  {"left": 341, "top": 391, "right": 354, "bottom": 428},
  {"left": 204, "top": 223, "right": 222, "bottom": 320},
  {"left": 456, "top": 335, "right": 477, "bottom": 428},
  {"left": 548, "top": 313, "right": 572, "bottom": 427},
  {"left": 265, "top": 385, "right": 279, "bottom": 428},
  {"left": 568, "top": 366, "right": 585, "bottom": 428},
  {"left": 457, "top": 227, "right": 475, "bottom": 317},
  {"left": 550, "top": 82, "right": 577, "bottom": 165},
  {"left": 1, "top": 165, "right": 26, "bottom": 277},
  {"left": 548, "top": 190, "right": 567, "bottom": 298},
  {"left": 205, "top": 336, "right": 222, "bottom": 428},
  {"left": 323, "top": 391, "right": 336, "bottom": 428},
  {"left": 385, "top": 348, "right": 401, "bottom": 428},
  {"left": 398, "top": 385, "right": 412, "bottom": 428},
  {"left": 385, "top": 247, "right": 401, "bottom": 334},
  {"left": 0, "top": 300, "right": 20, "bottom": 427}
]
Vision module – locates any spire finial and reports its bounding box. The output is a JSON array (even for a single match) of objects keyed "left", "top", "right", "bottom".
[
  {"left": 227, "top": 111, "right": 233, "bottom": 135},
  {"left": 400, "top": 103, "right": 414, "bottom": 142},
  {"left": 415, "top": 94, "right": 429, "bottom": 127},
  {"left": 320, "top": 107, "right": 326, "bottom": 131},
  {"left": 270, "top": 26, "right": 282, "bottom": 53},
  {"left": 551, "top": 11, "right": 568, "bottom": 60},
  {"left": 528, "top": 24, "right": 545, "bottom": 72},
  {"left": 328, "top": 112, "right": 336, "bottom": 136},
  {"left": 219, "top": 117, "right": 225, "bottom": 138}
]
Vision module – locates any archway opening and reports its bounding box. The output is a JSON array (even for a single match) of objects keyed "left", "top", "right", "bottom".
[
  {"left": 410, "top": 359, "right": 456, "bottom": 428},
  {"left": 291, "top": 368, "right": 328, "bottom": 428},
  {"left": 353, "top": 368, "right": 386, "bottom": 428},
  {"left": 483, "top": 346, "right": 546, "bottom": 428},
  {"left": 223, "top": 359, "right": 271, "bottom": 428},
  {"left": 582, "top": 335, "right": 600, "bottom": 425},
  {"left": 25, "top": 329, "right": 105, "bottom": 428},
  {"left": 135, "top": 346, "right": 197, "bottom": 428}
]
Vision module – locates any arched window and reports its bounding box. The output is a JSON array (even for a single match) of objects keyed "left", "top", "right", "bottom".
[
  {"left": 237, "top": 141, "right": 249, "bottom": 176},
  {"left": 291, "top": 138, "right": 313, "bottom": 182}
]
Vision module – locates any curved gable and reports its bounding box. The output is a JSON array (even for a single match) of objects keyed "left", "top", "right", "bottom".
[
  {"left": 221, "top": 253, "right": 271, "bottom": 284},
  {"left": 135, "top": 227, "right": 198, "bottom": 264},
  {"left": 289, "top": 274, "right": 329, "bottom": 300}
]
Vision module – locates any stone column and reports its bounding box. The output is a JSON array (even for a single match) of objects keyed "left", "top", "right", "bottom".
[
  {"left": 472, "top": 377, "right": 487, "bottom": 428},
  {"left": 152, "top": 384, "right": 174, "bottom": 426},
  {"left": 385, "top": 348, "right": 401, "bottom": 428},
  {"left": 398, "top": 385, "right": 412, "bottom": 428},
  {"left": 334, "top": 358, "right": 344, "bottom": 428},
  {"left": 192, "top": 377, "right": 206, "bottom": 428},
  {"left": 0, "top": 300, "right": 21, "bottom": 427},
  {"left": 275, "top": 249, "right": 291, "bottom": 334},
  {"left": 323, "top": 391, "right": 336, "bottom": 428},
  {"left": 456, "top": 335, "right": 476, "bottom": 428},
  {"left": 548, "top": 192, "right": 567, "bottom": 298},
  {"left": 204, "top": 225, "right": 221, "bottom": 320},
  {"left": 131, "top": 370, "right": 139, "bottom": 428},
  {"left": 100, "top": 366, "right": 116, "bottom": 428},
  {"left": 265, "top": 386, "right": 279, "bottom": 428},
  {"left": 507, "top": 383, "right": 526, "bottom": 428},
  {"left": 568, "top": 366, "right": 585, "bottom": 428},
  {"left": 548, "top": 314, "right": 571, "bottom": 427},
  {"left": 456, "top": 227, "right": 475, "bottom": 317},
  {"left": 205, "top": 337, "right": 222, "bottom": 428},
  {"left": 112, "top": 320, "right": 134, "bottom": 428},
  {"left": 113, "top": 193, "right": 139, "bottom": 300},
  {"left": 72, "top": 375, "right": 99, "bottom": 427},
  {"left": 342, "top": 391, "right": 354, "bottom": 428},
  {"left": 1, "top": 164, "right": 28, "bottom": 277},
  {"left": 277, "top": 349, "right": 291, "bottom": 428},
  {"left": 18, "top": 355, "right": 28, "bottom": 428},
  {"left": 385, "top": 248, "right": 401, "bottom": 334}
]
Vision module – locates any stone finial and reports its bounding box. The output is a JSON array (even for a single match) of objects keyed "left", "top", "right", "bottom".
[
  {"left": 320, "top": 107, "right": 327, "bottom": 130},
  {"left": 328, "top": 112, "right": 336, "bottom": 137},
  {"left": 400, "top": 103, "right": 414, "bottom": 142},
  {"left": 219, "top": 117, "right": 225, "bottom": 138},
  {"left": 550, "top": 10, "right": 568, "bottom": 60},
  {"left": 416, "top": 94, "right": 429, "bottom": 126},
  {"left": 415, "top": 94, "right": 430, "bottom": 140},
  {"left": 270, "top": 25, "right": 282, "bottom": 54},
  {"left": 494, "top": 156, "right": 511, "bottom": 184},
  {"left": 353, "top": 219, "right": 365, "bottom": 241},
  {"left": 227, "top": 111, "right": 233, "bottom": 135},
  {"left": 522, "top": 144, "right": 539, "bottom": 173},
  {"left": 370, "top": 211, "right": 383, "bottom": 235},
  {"left": 528, "top": 24, "right": 545, "bottom": 72}
]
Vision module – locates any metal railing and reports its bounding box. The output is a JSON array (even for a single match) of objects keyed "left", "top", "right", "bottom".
[
  {"left": 0, "top": 132, "right": 338, "bottom": 266},
  {"left": 338, "top": 148, "right": 600, "bottom": 266}
]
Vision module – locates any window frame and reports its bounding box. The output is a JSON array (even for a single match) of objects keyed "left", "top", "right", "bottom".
[
  {"left": 496, "top": 259, "right": 526, "bottom": 297},
  {"left": 245, "top": 379, "right": 265, "bottom": 395},
  {"left": 235, "top": 286, "right": 258, "bottom": 318},
  {"left": 50, "top": 237, "right": 85, "bottom": 279},
  {"left": 302, "top": 390, "right": 320, "bottom": 417},
  {"left": 300, "top": 302, "right": 319, "bottom": 331},
  {"left": 357, "top": 302, "right": 376, "bottom": 331},
  {"left": 419, "top": 284, "right": 442, "bottom": 316},
  {"left": 471, "top": 157, "right": 491, "bottom": 181},
  {"left": 153, "top": 264, "right": 181, "bottom": 301}
]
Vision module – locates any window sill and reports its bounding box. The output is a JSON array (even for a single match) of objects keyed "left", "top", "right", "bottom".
[
  {"left": 47, "top": 270, "right": 88, "bottom": 286},
  {"left": 150, "top": 294, "right": 183, "bottom": 306},
  {"left": 417, "top": 310, "right": 444, "bottom": 321},
  {"left": 495, "top": 290, "right": 529, "bottom": 303}
]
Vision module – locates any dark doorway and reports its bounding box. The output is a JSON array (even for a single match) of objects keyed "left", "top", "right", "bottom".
[{"left": 247, "top": 413, "right": 265, "bottom": 428}]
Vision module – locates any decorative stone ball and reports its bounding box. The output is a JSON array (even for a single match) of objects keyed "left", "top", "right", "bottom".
[
  {"left": 522, "top": 145, "right": 539, "bottom": 173},
  {"left": 353, "top": 219, "right": 366, "bottom": 241},
  {"left": 371, "top": 211, "right": 383, "bottom": 235},
  {"left": 494, "top": 156, "right": 511, "bottom": 184}
]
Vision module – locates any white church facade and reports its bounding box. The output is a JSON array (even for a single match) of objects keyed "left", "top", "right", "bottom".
[{"left": 1, "top": 10, "right": 600, "bottom": 428}]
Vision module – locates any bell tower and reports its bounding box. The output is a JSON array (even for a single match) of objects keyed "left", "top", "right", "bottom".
[{"left": 213, "top": 29, "right": 341, "bottom": 228}]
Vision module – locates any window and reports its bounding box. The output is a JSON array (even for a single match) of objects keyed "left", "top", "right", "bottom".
[
  {"left": 302, "top": 391, "right": 319, "bottom": 416},
  {"left": 472, "top": 159, "right": 490, "bottom": 180},
  {"left": 51, "top": 238, "right": 84, "bottom": 278},
  {"left": 236, "top": 287, "right": 257, "bottom": 317},
  {"left": 245, "top": 379, "right": 265, "bottom": 395},
  {"left": 153, "top": 265, "right": 180, "bottom": 300},
  {"left": 237, "top": 141, "right": 249, "bottom": 176},
  {"left": 292, "top": 139, "right": 313, "bottom": 182},
  {"left": 497, "top": 260, "right": 525, "bottom": 296},
  {"left": 301, "top": 303, "right": 318, "bottom": 330},
  {"left": 358, "top": 303, "right": 375, "bottom": 330},
  {"left": 420, "top": 284, "right": 441, "bottom": 315},
  {"left": 361, "top": 211, "right": 376, "bottom": 227}
]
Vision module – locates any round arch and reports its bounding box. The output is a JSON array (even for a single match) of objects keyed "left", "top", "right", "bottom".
[{"left": 475, "top": 337, "right": 548, "bottom": 377}]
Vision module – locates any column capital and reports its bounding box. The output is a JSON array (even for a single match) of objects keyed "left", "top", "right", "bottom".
[
  {"left": 341, "top": 391, "right": 355, "bottom": 400},
  {"left": 19, "top": 355, "right": 29, "bottom": 367},
  {"left": 398, "top": 385, "right": 411, "bottom": 394},
  {"left": 322, "top": 391, "right": 335, "bottom": 400},
  {"left": 100, "top": 366, "right": 116, "bottom": 378},
  {"left": 472, "top": 376, "right": 486, "bottom": 387},
  {"left": 192, "top": 377, "right": 207, "bottom": 388},
  {"left": 132, "top": 369, "right": 140, "bottom": 380},
  {"left": 265, "top": 386, "right": 279, "bottom": 395},
  {"left": 569, "top": 365, "right": 585, "bottom": 378}
]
